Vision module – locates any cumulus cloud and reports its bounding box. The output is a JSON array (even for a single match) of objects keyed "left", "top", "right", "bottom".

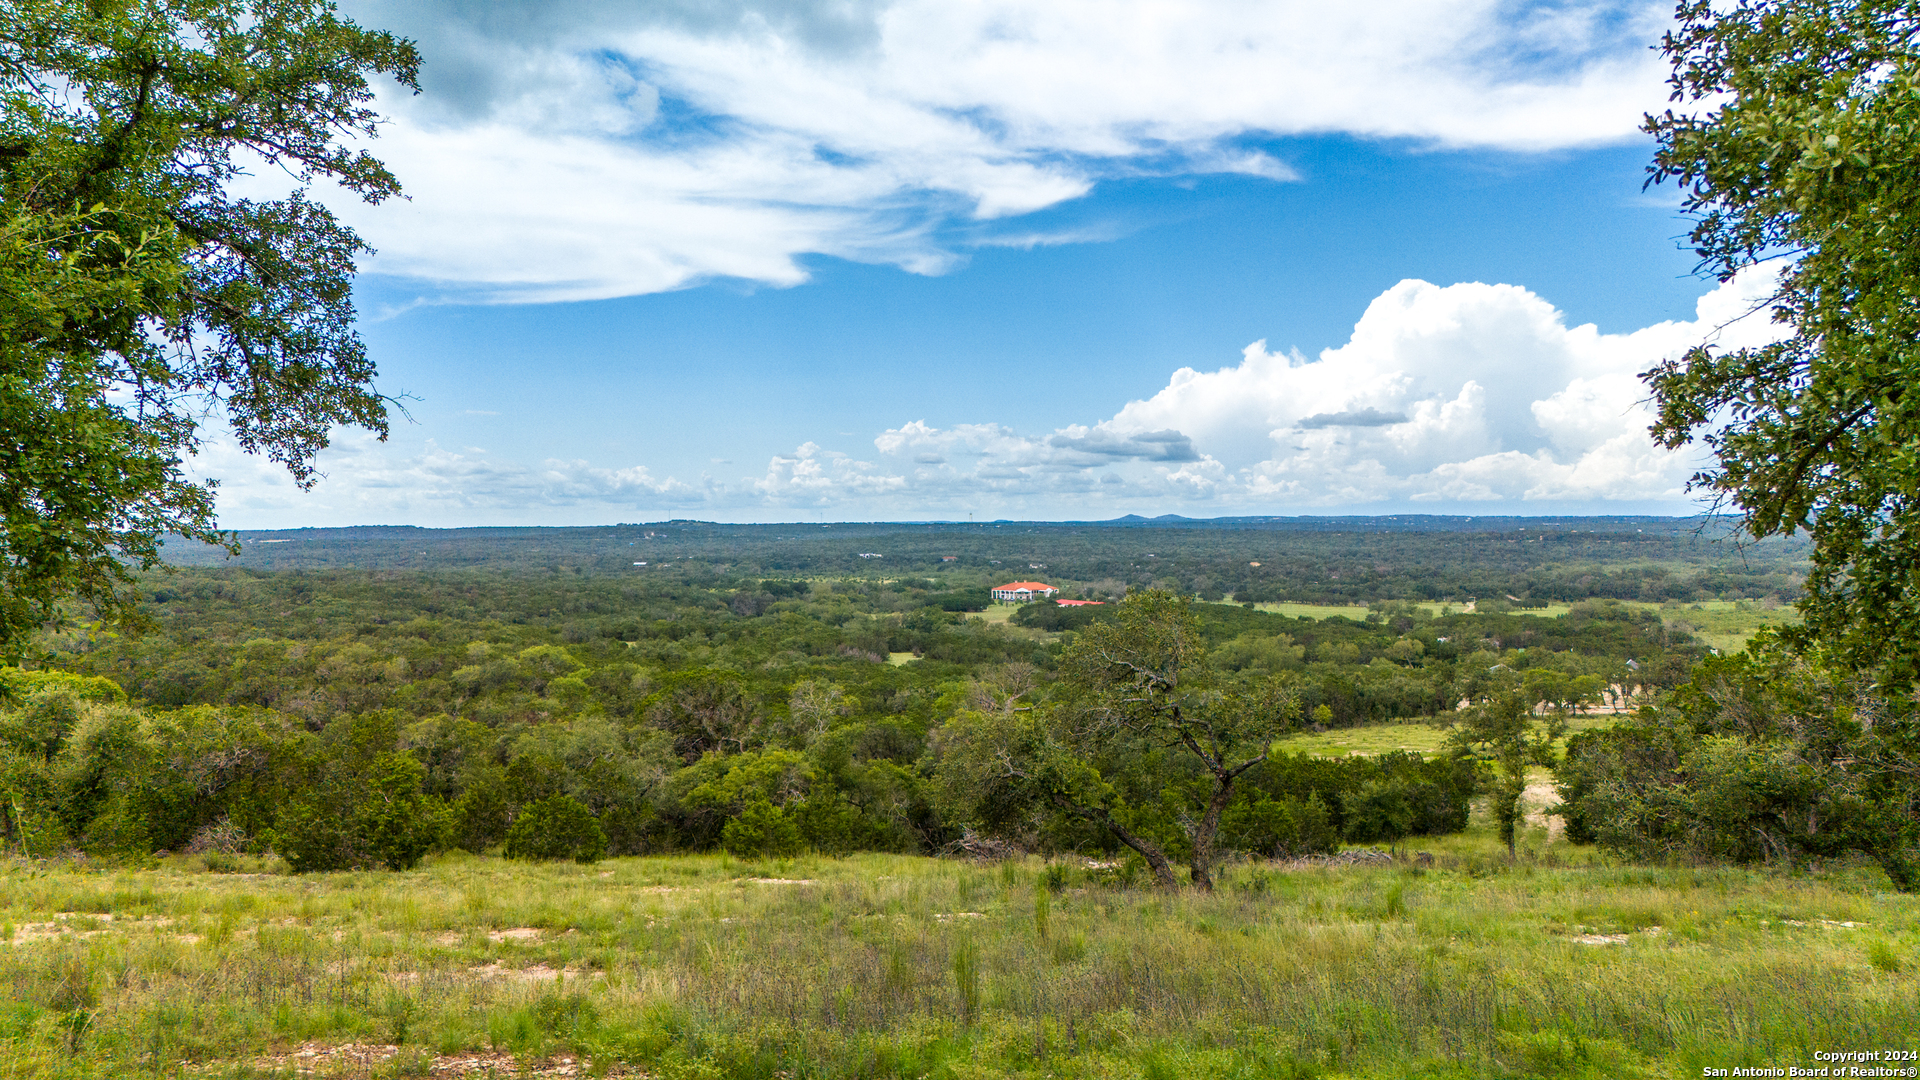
[
  {"left": 201, "top": 271, "right": 1786, "bottom": 525},
  {"left": 324, "top": 0, "right": 1674, "bottom": 301}
]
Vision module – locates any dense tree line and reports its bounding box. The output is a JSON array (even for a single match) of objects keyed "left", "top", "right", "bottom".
[{"left": 0, "top": 568, "right": 1708, "bottom": 875}]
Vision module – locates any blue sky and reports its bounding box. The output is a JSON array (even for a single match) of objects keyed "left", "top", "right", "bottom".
[{"left": 202, "top": 0, "right": 1782, "bottom": 527}]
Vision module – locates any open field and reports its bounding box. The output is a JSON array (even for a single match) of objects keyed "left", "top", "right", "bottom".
[
  {"left": 1656, "top": 599, "right": 1803, "bottom": 654},
  {"left": 3, "top": 830, "right": 1915, "bottom": 1080},
  {"left": 1276, "top": 720, "right": 1452, "bottom": 758},
  {"left": 1219, "top": 597, "right": 1801, "bottom": 655},
  {"left": 1277, "top": 714, "right": 1630, "bottom": 760}
]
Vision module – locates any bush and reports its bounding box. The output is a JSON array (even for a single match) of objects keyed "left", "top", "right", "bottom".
[
  {"left": 277, "top": 756, "right": 446, "bottom": 872},
  {"left": 790, "top": 789, "right": 864, "bottom": 855},
  {"left": 1009, "top": 602, "right": 1109, "bottom": 632},
  {"left": 1221, "top": 792, "right": 1338, "bottom": 857},
  {"left": 928, "top": 588, "right": 990, "bottom": 612},
  {"left": 453, "top": 783, "right": 511, "bottom": 853},
  {"left": 1241, "top": 750, "right": 1477, "bottom": 844},
  {"left": 504, "top": 795, "right": 608, "bottom": 863},
  {"left": 1342, "top": 778, "right": 1419, "bottom": 843},
  {"left": 720, "top": 798, "right": 803, "bottom": 859},
  {"left": 278, "top": 714, "right": 449, "bottom": 872}
]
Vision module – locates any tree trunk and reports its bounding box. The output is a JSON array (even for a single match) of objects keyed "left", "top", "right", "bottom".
[
  {"left": 1059, "top": 797, "right": 1180, "bottom": 887},
  {"left": 1108, "top": 820, "right": 1181, "bottom": 888},
  {"left": 1187, "top": 774, "right": 1238, "bottom": 892}
]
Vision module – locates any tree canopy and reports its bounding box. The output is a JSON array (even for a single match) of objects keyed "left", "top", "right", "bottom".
[
  {"left": 1643, "top": 0, "right": 1920, "bottom": 686},
  {"left": 0, "top": 0, "right": 418, "bottom": 661}
]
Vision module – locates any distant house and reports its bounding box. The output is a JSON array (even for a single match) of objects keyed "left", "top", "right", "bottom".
[
  {"left": 1055, "top": 599, "right": 1103, "bottom": 607},
  {"left": 991, "top": 581, "right": 1059, "bottom": 603},
  {"left": 941, "top": 555, "right": 959, "bottom": 562}
]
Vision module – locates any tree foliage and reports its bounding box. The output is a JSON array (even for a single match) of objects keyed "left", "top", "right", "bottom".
[
  {"left": 936, "top": 591, "right": 1300, "bottom": 889},
  {"left": 1557, "top": 633, "right": 1920, "bottom": 889},
  {"left": 0, "top": 0, "right": 418, "bottom": 661},
  {"left": 1643, "top": 0, "right": 1920, "bottom": 686}
]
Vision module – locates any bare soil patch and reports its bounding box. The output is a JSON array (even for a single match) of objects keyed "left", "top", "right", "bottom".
[{"left": 247, "top": 1042, "right": 630, "bottom": 1076}]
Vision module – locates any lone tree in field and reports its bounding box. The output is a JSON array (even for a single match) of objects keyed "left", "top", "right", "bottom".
[
  {"left": 936, "top": 590, "right": 1296, "bottom": 890},
  {"left": 0, "top": 0, "right": 419, "bottom": 662}
]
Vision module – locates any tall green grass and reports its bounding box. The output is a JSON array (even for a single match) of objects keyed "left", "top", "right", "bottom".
[{"left": 0, "top": 839, "right": 1913, "bottom": 1079}]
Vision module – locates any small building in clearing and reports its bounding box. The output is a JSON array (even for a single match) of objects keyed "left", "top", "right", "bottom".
[{"left": 990, "top": 581, "right": 1059, "bottom": 603}]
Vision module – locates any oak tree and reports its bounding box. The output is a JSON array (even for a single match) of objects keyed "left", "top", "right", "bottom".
[
  {"left": 0, "top": 0, "right": 419, "bottom": 661},
  {"left": 1643, "top": 0, "right": 1920, "bottom": 686},
  {"left": 936, "top": 590, "right": 1297, "bottom": 890}
]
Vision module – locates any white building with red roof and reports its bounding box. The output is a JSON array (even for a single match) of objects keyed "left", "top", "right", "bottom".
[{"left": 990, "top": 581, "right": 1059, "bottom": 603}]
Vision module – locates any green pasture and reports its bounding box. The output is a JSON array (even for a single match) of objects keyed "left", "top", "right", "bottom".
[
  {"left": 1276, "top": 719, "right": 1451, "bottom": 758},
  {"left": 1278, "top": 714, "right": 1628, "bottom": 760},
  {"left": 1656, "top": 599, "right": 1803, "bottom": 654},
  {"left": 1210, "top": 596, "right": 1801, "bottom": 655}
]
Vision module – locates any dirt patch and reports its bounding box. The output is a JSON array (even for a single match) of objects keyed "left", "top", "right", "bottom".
[
  {"left": 469, "top": 962, "right": 598, "bottom": 983},
  {"left": 1565, "top": 925, "right": 1663, "bottom": 946},
  {"left": 1775, "top": 919, "right": 1866, "bottom": 929},
  {"left": 742, "top": 877, "right": 815, "bottom": 885},
  {"left": 247, "top": 1043, "right": 627, "bottom": 1076},
  {"left": 1521, "top": 778, "right": 1565, "bottom": 842},
  {"left": 4, "top": 922, "right": 77, "bottom": 945},
  {"left": 4, "top": 913, "right": 181, "bottom": 945},
  {"left": 934, "top": 912, "right": 987, "bottom": 921},
  {"left": 432, "top": 926, "right": 545, "bottom": 947}
]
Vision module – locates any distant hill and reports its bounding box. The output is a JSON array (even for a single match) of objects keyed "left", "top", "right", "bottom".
[{"left": 155, "top": 516, "right": 1801, "bottom": 607}]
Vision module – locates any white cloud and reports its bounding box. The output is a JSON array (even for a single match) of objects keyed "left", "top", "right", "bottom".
[
  {"left": 202, "top": 270, "right": 1786, "bottom": 525},
  {"left": 192, "top": 436, "right": 714, "bottom": 527},
  {"left": 327, "top": 0, "right": 1674, "bottom": 301}
]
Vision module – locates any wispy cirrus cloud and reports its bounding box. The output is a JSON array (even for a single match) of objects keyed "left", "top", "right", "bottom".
[{"left": 322, "top": 0, "right": 1676, "bottom": 302}]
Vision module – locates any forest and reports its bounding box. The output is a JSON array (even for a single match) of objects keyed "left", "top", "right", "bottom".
[{"left": 0, "top": 517, "right": 1784, "bottom": 878}]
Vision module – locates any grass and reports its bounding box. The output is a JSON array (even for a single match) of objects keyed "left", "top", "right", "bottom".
[
  {"left": 970, "top": 605, "right": 1018, "bottom": 626},
  {"left": 2, "top": 824, "right": 1915, "bottom": 1080},
  {"left": 1655, "top": 599, "right": 1803, "bottom": 654},
  {"left": 1278, "top": 714, "right": 1628, "bottom": 760},
  {"left": 1207, "top": 596, "right": 1801, "bottom": 655},
  {"left": 1276, "top": 719, "right": 1452, "bottom": 757}
]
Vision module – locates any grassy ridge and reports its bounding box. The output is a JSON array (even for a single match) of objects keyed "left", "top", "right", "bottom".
[{"left": 2, "top": 834, "right": 1914, "bottom": 1079}]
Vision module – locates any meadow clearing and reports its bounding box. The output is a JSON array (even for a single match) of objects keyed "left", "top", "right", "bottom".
[
  {"left": 1233, "top": 599, "right": 1801, "bottom": 657},
  {"left": 3, "top": 791, "right": 1914, "bottom": 1080}
]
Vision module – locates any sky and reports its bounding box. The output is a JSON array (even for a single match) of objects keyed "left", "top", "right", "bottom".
[{"left": 198, "top": 0, "right": 1785, "bottom": 528}]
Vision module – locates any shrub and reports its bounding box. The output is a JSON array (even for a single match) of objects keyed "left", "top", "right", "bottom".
[
  {"left": 720, "top": 798, "right": 803, "bottom": 859},
  {"left": 1238, "top": 750, "right": 1476, "bottom": 846},
  {"left": 505, "top": 795, "right": 608, "bottom": 863},
  {"left": 790, "top": 789, "right": 863, "bottom": 855},
  {"left": 453, "top": 783, "right": 511, "bottom": 853},
  {"left": 1342, "top": 778, "right": 1418, "bottom": 843},
  {"left": 278, "top": 714, "right": 448, "bottom": 872},
  {"left": 1222, "top": 792, "right": 1338, "bottom": 857},
  {"left": 277, "top": 759, "right": 446, "bottom": 873}
]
